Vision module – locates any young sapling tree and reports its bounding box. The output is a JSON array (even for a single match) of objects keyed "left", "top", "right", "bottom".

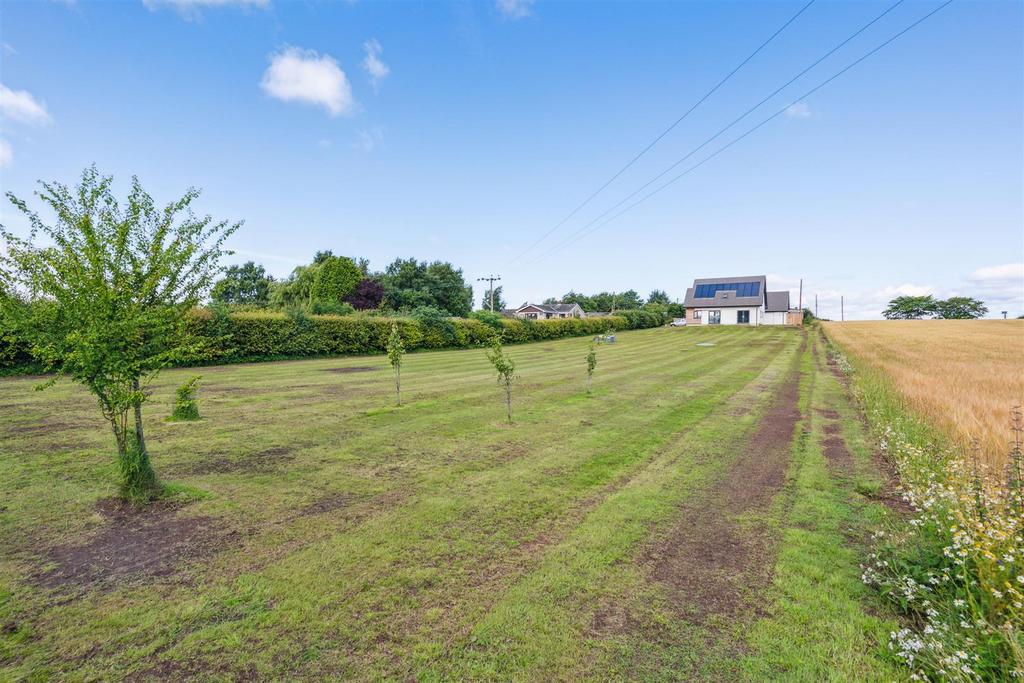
[
  {"left": 170, "top": 376, "right": 202, "bottom": 421},
  {"left": 485, "top": 336, "right": 517, "bottom": 424},
  {"left": 387, "top": 322, "right": 405, "bottom": 406},
  {"left": 0, "top": 167, "right": 238, "bottom": 503},
  {"left": 586, "top": 342, "right": 597, "bottom": 394}
]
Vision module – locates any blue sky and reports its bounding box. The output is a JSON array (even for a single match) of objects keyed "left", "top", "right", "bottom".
[{"left": 1, "top": 0, "right": 1021, "bottom": 319}]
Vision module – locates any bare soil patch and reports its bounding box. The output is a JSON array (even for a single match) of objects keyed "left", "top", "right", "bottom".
[
  {"left": 644, "top": 361, "right": 802, "bottom": 624},
  {"left": 822, "top": 436, "right": 855, "bottom": 474},
  {"left": 173, "top": 446, "right": 296, "bottom": 476},
  {"left": 35, "top": 499, "right": 237, "bottom": 590},
  {"left": 4, "top": 419, "right": 94, "bottom": 436},
  {"left": 298, "top": 492, "right": 356, "bottom": 516},
  {"left": 323, "top": 366, "right": 376, "bottom": 374},
  {"left": 866, "top": 450, "right": 915, "bottom": 516}
]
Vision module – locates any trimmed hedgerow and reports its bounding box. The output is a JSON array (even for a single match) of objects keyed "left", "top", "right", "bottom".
[{"left": 0, "top": 309, "right": 656, "bottom": 372}]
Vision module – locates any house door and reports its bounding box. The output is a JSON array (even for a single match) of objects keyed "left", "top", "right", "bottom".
[{"left": 708, "top": 310, "right": 721, "bottom": 325}]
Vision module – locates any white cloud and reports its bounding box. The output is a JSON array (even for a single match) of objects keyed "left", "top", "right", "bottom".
[
  {"left": 354, "top": 126, "right": 384, "bottom": 152},
  {"left": 260, "top": 47, "right": 355, "bottom": 117},
  {"left": 2, "top": 43, "right": 17, "bottom": 56},
  {"left": 361, "top": 39, "right": 390, "bottom": 92},
  {"left": 0, "top": 139, "right": 12, "bottom": 168},
  {"left": 0, "top": 84, "right": 52, "bottom": 126},
  {"left": 872, "top": 283, "right": 934, "bottom": 299},
  {"left": 143, "top": 0, "right": 269, "bottom": 18},
  {"left": 495, "top": 0, "right": 535, "bottom": 20},
  {"left": 964, "top": 263, "right": 1024, "bottom": 315},
  {"left": 968, "top": 263, "right": 1024, "bottom": 283},
  {"left": 785, "top": 102, "right": 811, "bottom": 119}
]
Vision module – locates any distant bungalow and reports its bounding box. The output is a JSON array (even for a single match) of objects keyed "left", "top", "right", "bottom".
[{"left": 505, "top": 302, "right": 587, "bottom": 320}]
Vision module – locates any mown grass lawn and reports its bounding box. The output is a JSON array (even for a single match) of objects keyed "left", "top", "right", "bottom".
[{"left": 1, "top": 326, "right": 904, "bottom": 681}]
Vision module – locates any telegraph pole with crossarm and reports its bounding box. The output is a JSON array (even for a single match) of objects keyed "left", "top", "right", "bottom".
[{"left": 477, "top": 275, "right": 501, "bottom": 312}]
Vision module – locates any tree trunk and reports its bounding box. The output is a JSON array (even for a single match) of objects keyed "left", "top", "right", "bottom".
[
  {"left": 117, "top": 379, "right": 159, "bottom": 503},
  {"left": 110, "top": 416, "right": 127, "bottom": 459},
  {"left": 395, "top": 367, "right": 402, "bottom": 406},
  {"left": 131, "top": 379, "right": 148, "bottom": 458},
  {"left": 505, "top": 384, "right": 512, "bottom": 424}
]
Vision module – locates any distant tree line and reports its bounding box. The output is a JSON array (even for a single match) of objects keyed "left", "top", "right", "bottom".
[
  {"left": 882, "top": 295, "right": 988, "bottom": 320},
  {"left": 541, "top": 289, "right": 684, "bottom": 317},
  {"left": 211, "top": 252, "right": 473, "bottom": 318}
]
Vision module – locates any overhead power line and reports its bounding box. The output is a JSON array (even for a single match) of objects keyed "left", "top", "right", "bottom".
[
  {"left": 525, "top": 0, "right": 909, "bottom": 266},
  {"left": 528, "top": 0, "right": 954, "bottom": 264},
  {"left": 505, "top": 0, "right": 817, "bottom": 266}
]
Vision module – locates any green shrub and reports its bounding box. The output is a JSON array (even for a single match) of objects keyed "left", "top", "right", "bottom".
[
  {"left": 469, "top": 310, "right": 505, "bottom": 331},
  {"left": 310, "top": 300, "right": 355, "bottom": 316},
  {"left": 170, "top": 376, "right": 201, "bottom": 421},
  {"left": 2, "top": 308, "right": 655, "bottom": 371},
  {"left": 618, "top": 308, "right": 665, "bottom": 329},
  {"left": 411, "top": 306, "right": 457, "bottom": 348}
]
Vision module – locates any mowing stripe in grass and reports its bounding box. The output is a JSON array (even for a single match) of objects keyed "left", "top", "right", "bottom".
[{"left": 412, "top": 336, "right": 802, "bottom": 681}]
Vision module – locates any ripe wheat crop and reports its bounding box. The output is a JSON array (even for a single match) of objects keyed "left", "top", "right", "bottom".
[{"left": 824, "top": 319, "right": 1024, "bottom": 467}]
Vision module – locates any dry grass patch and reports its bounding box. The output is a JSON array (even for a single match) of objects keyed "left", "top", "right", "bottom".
[{"left": 823, "top": 319, "right": 1024, "bottom": 466}]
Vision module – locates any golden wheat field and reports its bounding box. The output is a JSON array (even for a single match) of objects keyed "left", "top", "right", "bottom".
[{"left": 824, "top": 319, "right": 1024, "bottom": 467}]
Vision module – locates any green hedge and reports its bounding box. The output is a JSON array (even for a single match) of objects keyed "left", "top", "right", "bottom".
[{"left": 1, "top": 308, "right": 662, "bottom": 372}]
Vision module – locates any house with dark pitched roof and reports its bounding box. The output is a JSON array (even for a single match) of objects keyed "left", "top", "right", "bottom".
[
  {"left": 682, "top": 275, "right": 799, "bottom": 326},
  {"left": 509, "top": 302, "right": 586, "bottom": 320}
]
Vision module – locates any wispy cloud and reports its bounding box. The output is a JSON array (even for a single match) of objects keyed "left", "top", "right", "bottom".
[
  {"left": 495, "top": 0, "right": 535, "bottom": 20},
  {"left": 968, "top": 263, "right": 1024, "bottom": 283},
  {"left": 361, "top": 39, "right": 390, "bottom": 92},
  {"left": 0, "top": 84, "right": 52, "bottom": 126},
  {"left": 0, "top": 139, "right": 12, "bottom": 169},
  {"left": 354, "top": 126, "right": 384, "bottom": 152},
  {"left": 785, "top": 102, "right": 811, "bottom": 119},
  {"left": 1, "top": 43, "right": 17, "bottom": 56},
  {"left": 143, "top": 0, "right": 269, "bottom": 19},
  {"left": 260, "top": 47, "right": 355, "bottom": 117},
  {"left": 966, "top": 263, "right": 1024, "bottom": 315}
]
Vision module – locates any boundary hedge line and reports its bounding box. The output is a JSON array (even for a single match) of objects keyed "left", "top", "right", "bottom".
[{"left": 1, "top": 308, "right": 663, "bottom": 372}]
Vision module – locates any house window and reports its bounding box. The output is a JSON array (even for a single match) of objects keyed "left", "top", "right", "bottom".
[
  {"left": 708, "top": 310, "right": 721, "bottom": 325},
  {"left": 737, "top": 310, "right": 750, "bottom": 324},
  {"left": 693, "top": 310, "right": 702, "bottom": 319}
]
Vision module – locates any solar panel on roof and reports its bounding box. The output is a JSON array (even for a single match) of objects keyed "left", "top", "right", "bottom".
[{"left": 694, "top": 281, "right": 760, "bottom": 298}]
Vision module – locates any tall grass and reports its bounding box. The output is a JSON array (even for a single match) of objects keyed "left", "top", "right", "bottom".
[
  {"left": 823, "top": 333, "right": 1022, "bottom": 681},
  {"left": 823, "top": 320, "right": 1023, "bottom": 468}
]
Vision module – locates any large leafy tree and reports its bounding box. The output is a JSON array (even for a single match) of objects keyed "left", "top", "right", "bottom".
[
  {"left": 381, "top": 257, "right": 472, "bottom": 316},
  {"left": 882, "top": 295, "right": 939, "bottom": 320},
  {"left": 269, "top": 264, "right": 316, "bottom": 309},
  {"left": 935, "top": 296, "right": 987, "bottom": 319},
  {"left": 310, "top": 255, "right": 362, "bottom": 307},
  {"left": 345, "top": 278, "right": 384, "bottom": 310},
  {"left": 211, "top": 261, "right": 273, "bottom": 305},
  {"left": 0, "top": 167, "right": 239, "bottom": 503},
  {"left": 647, "top": 289, "right": 670, "bottom": 305},
  {"left": 555, "top": 290, "right": 644, "bottom": 312},
  {"left": 480, "top": 285, "right": 505, "bottom": 312}
]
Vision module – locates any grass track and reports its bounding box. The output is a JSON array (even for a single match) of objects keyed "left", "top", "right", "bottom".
[{"left": 1, "top": 326, "right": 906, "bottom": 680}]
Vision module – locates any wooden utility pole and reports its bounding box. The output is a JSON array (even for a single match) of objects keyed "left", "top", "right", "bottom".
[
  {"left": 841, "top": 295, "right": 845, "bottom": 322},
  {"left": 815, "top": 294, "right": 818, "bottom": 318},
  {"left": 477, "top": 275, "right": 501, "bottom": 312},
  {"left": 798, "top": 278, "right": 803, "bottom": 311}
]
